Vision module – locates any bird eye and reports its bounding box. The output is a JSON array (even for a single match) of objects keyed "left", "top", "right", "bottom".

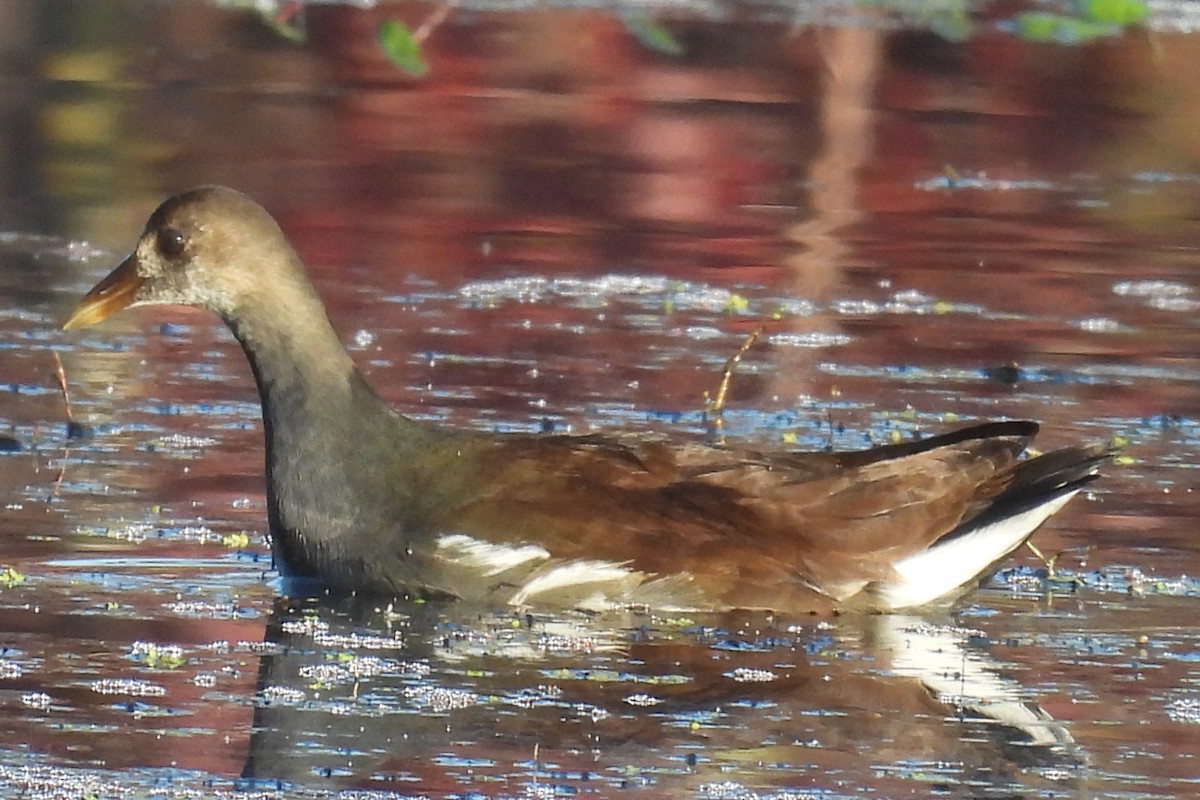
[{"left": 156, "top": 227, "right": 187, "bottom": 258}]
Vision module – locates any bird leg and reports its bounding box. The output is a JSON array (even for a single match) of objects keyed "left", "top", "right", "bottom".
[{"left": 1024, "top": 539, "right": 1058, "bottom": 578}]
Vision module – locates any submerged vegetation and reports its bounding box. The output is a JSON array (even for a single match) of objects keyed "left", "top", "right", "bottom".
[{"left": 235, "top": 0, "right": 1152, "bottom": 76}]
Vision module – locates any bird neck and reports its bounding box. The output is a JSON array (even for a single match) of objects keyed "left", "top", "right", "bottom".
[
  {"left": 225, "top": 291, "right": 364, "bottom": 421},
  {"left": 221, "top": 288, "right": 411, "bottom": 562}
]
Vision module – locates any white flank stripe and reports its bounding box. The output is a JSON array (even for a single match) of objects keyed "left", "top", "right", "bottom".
[
  {"left": 874, "top": 491, "right": 1078, "bottom": 611},
  {"left": 510, "top": 560, "right": 637, "bottom": 607},
  {"left": 436, "top": 534, "right": 550, "bottom": 576}
]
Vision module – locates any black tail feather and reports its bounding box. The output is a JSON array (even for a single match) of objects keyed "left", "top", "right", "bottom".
[
  {"left": 834, "top": 420, "right": 1041, "bottom": 470},
  {"left": 945, "top": 443, "right": 1111, "bottom": 543}
]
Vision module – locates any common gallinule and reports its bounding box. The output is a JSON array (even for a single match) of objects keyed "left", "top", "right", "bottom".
[{"left": 64, "top": 186, "right": 1108, "bottom": 614}]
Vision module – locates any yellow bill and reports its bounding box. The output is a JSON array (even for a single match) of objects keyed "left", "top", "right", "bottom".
[{"left": 62, "top": 256, "right": 143, "bottom": 331}]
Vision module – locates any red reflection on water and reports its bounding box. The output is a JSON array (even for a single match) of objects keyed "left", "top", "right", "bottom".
[{"left": 3, "top": 2, "right": 1200, "bottom": 795}]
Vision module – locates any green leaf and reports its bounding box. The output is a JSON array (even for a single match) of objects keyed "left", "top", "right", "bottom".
[
  {"left": 623, "top": 16, "right": 684, "bottom": 56},
  {"left": 1015, "top": 12, "right": 1119, "bottom": 44},
  {"left": 377, "top": 19, "right": 429, "bottom": 77},
  {"left": 1078, "top": 0, "right": 1148, "bottom": 26},
  {"left": 1015, "top": 12, "right": 1067, "bottom": 42}
]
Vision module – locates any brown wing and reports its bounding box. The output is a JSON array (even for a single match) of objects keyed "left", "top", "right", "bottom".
[{"left": 436, "top": 423, "right": 1032, "bottom": 608}]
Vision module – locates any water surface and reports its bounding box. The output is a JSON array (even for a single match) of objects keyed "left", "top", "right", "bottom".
[{"left": 3, "top": 1, "right": 1200, "bottom": 797}]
